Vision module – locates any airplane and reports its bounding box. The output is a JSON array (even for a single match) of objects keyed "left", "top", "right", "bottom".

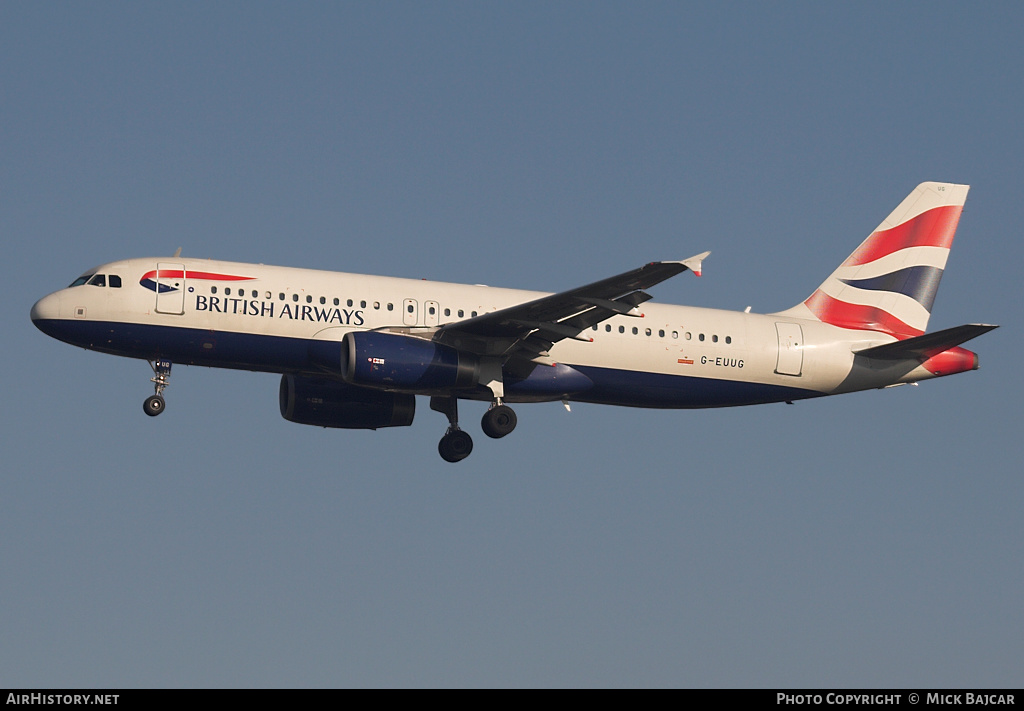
[{"left": 31, "top": 181, "right": 996, "bottom": 462}]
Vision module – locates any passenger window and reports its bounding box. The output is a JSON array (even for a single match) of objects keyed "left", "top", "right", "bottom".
[
  {"left": 279, "top": 293, "right": 285, "bottom": 300},
  {"left": 292, "top": 294, "right": 299, "bottom": 302},
  {"left": 659, "top": 329, "right": 665, "bottom": 337},
  {"left": 672, "top": 331, "right": 678, "bottom": 339},
  {"left": 360, "top": 301, "right": 366, "bottom": 308},
  {"left": 632, "top": 327, "right": 638, "bottom": 335},
  {"left": 645, "top": 328, "right": 651, "bottom": 336},
  {"left": 225, "top": 287, "right": 231, "bottom": 296},
  {"left": 407, "top": 304, "right": 414, "bottom": 313},
  {"left": 109, "top": 275, "right": 122, "bottom": 288},
  {"left": 333, "top": 298, "right": 339, "bottom": 306},
  {"left": 347, "top": 299, "right": 353, "bottom": 307},
  {"left": 605, "top": 324, "right": 611, "bottom": 332},
  {"left": 428, "top": 306, "right": 436, "bottom": 315},
  {"left": 306, "top": 295, "right": 313, "bottom": 303},
  {"left": 699, "top": 333, "right": 705, "bottom": 341},
  {"left": 320, "top": 296, "right": 326, "bottom": 304},
  {"left": 458, "top": 310, "right": 464, "bottom": 318},
  {"left": 445, "top": 308, "right": 451, "bottom": 317},
  {"left": 726, "top": 336, "right": 732, "bottom": 344},
  {"left": 712, "top": 335, "right": 718, "bottom": 343},
  {"left": 618, "top": 325, "right": 625, "bottom": 333},
  {"left": 387, "top": 303, "right": 394, "bottom": 311},
  {"left": 471, "top": 311, "right": 477, "bottom": 317}
]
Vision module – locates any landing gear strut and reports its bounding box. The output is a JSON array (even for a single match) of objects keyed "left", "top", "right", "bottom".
[
  {"left": 431, "top": 396, "right": 473, "bottom": 463},
  {"left": 144, "top": 360, "right": 172, "bottom": 417}
]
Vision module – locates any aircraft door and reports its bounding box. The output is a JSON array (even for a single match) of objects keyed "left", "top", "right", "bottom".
[
  {"left": 775, "top": 322, "right": 803, "bottom": 376},
  {"left": 155, "top": 263, "right": 186, "bottom": 315},
  {"left": 403, "top": 299, "right": 418, "bottom": 326}
]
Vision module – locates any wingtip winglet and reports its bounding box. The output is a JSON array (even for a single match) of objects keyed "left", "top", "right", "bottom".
[{"left": 681, "top": 251, "right": 710, "bottom": 277}]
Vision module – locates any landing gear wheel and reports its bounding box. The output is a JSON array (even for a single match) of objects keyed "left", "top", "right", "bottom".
[
  {"left": 438, "top": 429, "right": 474, "bottom": 463},
  {"left": 481, "top": 404, "right": 517, "bottom": 439},
  {"left": 143, "top": 394, "right": 166, "bottom": 417},
  {"left": 145, "top": 360, "right": 172, "bottom": 418}
]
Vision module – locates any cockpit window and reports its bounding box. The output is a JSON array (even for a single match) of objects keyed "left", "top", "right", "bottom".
[{"left": 70, "top": 271, "right": 119, "bottom": 287}]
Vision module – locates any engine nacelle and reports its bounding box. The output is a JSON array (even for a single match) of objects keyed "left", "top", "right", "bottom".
[
  {"left": 341, "top": 331, "right": 478, "bottom": 391},
  {"left": 279, "top": 374, "right": 415, "bottom": 429}
]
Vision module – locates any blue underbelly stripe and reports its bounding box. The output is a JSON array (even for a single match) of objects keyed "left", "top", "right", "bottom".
[
  {"left": 34, "top": 319, "right": 821, "bottom": 409},
  {"left": 569, "top": 364, "right": 820, "bottom": 409}
]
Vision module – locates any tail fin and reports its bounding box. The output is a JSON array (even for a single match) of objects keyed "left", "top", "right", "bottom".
[{"left": 780, "top": 182, "right": 969, "bottom": 339}]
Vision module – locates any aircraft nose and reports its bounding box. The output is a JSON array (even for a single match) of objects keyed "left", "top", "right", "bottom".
[{"left": 31, "top": 291, "right": 61, "bottom": 326}]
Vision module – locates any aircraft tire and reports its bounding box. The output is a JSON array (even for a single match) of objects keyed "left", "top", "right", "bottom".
[
  {"left": 143, "top": 395, "right": 165, "bottom": 417},
  {"left": 481, "top": 405, "right": 517, "bottom": 439},
  {"left": 439, "top": 430, "right": 473, "bottom": 463}
]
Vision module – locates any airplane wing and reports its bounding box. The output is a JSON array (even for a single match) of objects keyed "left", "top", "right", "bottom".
[{"left": 433, "top": 253, "right": 710, "bottom": 359}]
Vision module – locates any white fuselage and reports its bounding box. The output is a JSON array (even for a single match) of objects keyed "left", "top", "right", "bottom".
[{"left": 32, "top": 257, "right": 937, "bottom": 409}]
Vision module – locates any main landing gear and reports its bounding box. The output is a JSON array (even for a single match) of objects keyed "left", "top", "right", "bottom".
[
  {"left": 481, "top": 403, "right": 517, "bottom": 439},
  {"left": 431, "top": 396, "right": 474, "bottom": 463},
  {"left": 431, "top": 396, "right": 519, "bottom": 463},
  {"left": 143, "top": 360, "right": 172, "bottom": 417}
]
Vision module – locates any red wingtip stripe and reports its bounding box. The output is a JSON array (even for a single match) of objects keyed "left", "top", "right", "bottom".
[
  {"left": 805, "top": 290, "right": 923, "bottom": 339},
  {"left": 844, "top": 205, "right": 963, "bottom": 267}
]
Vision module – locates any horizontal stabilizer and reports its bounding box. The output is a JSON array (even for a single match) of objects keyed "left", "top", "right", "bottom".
[{"left": 855, "top": 323, "right": 998, "bottom": 361}]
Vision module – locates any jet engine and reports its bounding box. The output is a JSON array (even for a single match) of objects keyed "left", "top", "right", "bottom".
[
  {"left": 340, "top": 331, "right": 478, "bottom": 391},
  {"left": 279, "top": 374, "right": 415, "bottom": 429}
]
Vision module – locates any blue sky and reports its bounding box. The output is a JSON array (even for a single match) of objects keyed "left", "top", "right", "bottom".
[{"left": 2, "top": 2, "right": 1021, "bottom": 688}]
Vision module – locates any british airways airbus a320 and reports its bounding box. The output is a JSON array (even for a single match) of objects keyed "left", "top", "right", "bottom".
[{"left": 32, "top": 182, "right": 996, "bottom": 462}]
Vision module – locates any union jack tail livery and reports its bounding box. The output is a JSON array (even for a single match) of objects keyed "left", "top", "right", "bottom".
[{"left": 796, "top": 182, "right": 968, "bottom": 339}]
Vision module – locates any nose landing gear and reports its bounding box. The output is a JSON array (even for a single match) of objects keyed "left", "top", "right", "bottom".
[
  {"left": 143, "top": 394, "right": 165, "bottom": 416},
  {"left": 144, "top": 360, "right": 172, "bottom": 417}
]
